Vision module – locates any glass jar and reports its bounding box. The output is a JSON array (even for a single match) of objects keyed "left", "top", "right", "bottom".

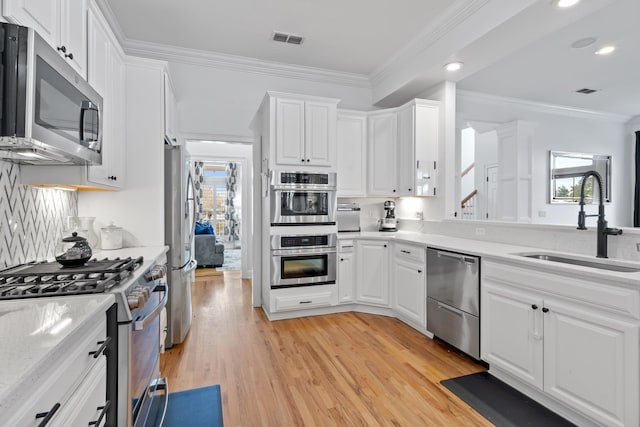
[{"left": 101, "top": 223, "right": 123, "bottom": 250}]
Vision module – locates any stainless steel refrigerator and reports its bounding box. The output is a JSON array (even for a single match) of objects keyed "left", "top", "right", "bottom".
[{"left": 164, "top": 143, "right": 196, "bottom": 349}]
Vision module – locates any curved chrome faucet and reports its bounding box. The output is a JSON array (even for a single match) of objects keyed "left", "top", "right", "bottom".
[{"left": 577, "top": 170, "right": 622, "bottom": 258}]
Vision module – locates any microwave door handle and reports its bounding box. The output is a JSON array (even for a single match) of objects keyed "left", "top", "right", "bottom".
[{"left": 80, "top": 100, "right": 99, "bottom": 146}]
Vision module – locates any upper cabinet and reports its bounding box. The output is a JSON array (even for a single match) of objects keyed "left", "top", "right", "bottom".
[
  {"left": 367, "top": 111, "right": 398, "bottom": 196},
  {"left": 336, "top": 110, "right": 367, "bottom": 197},
  {"left": 3, "top": 0, "right": 88, "bottom": 78},
  {"left": 261, "top": 92, "right": 339, "bottom": 169},
  {"left": 164, "top": 73, "right": 177, "bottom": 144}
]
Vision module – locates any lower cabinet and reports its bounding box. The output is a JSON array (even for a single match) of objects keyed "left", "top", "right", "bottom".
[
  {"left": 392, "top": 244, "right": 426, "bottom": 327},
  {"left": 482, "top": 262, "right": 640, "bottom": 427},
  {"left": 355, "top": 240, "right": 389, "bottom": 306},
  {"left": 338, "top": 251, "right": 355, "bottom": 304},
  {"left": 271, "top": 285, "right": 337, "bottom": 313}
]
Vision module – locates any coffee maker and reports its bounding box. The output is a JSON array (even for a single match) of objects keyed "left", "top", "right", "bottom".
[{"left": 379, "top": 200, "right": 397, "bottom": 231}]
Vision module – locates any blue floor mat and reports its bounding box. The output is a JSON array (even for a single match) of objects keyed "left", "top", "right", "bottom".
[{"left": 163, "top": 385, "right": 224, "bottom": 426}]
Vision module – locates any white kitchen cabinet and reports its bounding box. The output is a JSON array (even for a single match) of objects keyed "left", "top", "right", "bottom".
[
  {"left": 3, "top": 0, "right": 88, "bottom": 78},
  {"left": 367, "top": 111, "right": 397, "bottom": 196},
  {"left": 337, "top": 240, "right": 356, "bottom": 304},
  {"left": 263, "top": 92, "right": 339, "bottom": 169},
  {"left": 336, "top": 110, "right": 367, "bottom": 197},
  {"left": 356, "top": 240, "right": 389, "bottom": 306},
  {"left": 164, "top": 72, "right": 177, "bottom": 143},
  {"left": 270, "top": 285, "right": 337, "bottom": 313},
  {"left": 482, "top": 261, "right": 640, "bottom": 427},
  {"left": 86, "top": 3, "right": 125, "bottom": 188},
  {"left": 397, "top": 100, "right": 439, "bottom": 197},
  {"left": 392, "top": 243, "right": 426, "bottom": 327}
]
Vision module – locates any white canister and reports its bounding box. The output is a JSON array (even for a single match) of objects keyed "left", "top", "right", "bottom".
[{"left": 100, "top": 223, "right": 123, "bottom": 250}]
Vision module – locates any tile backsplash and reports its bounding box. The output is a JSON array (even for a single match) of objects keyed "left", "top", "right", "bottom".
[{"left": 0, "top": 161, "right": 77, "bottom": 268}]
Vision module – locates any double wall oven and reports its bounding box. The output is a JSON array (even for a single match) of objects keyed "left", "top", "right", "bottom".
[{"left": 270, "top": 170, "right": 338, "bottom": 289}]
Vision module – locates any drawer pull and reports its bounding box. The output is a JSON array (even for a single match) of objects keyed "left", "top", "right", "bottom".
[
  {"left": 299, "top": 300, "right": 313, "bottom": 304},
  {"left": 89, "top": 400, "right": 111, "bottom": 426},
  {"left": 437, "top": 303, "right": 464, "bottom": 317},
  {"left": 35, "top": 403, "right": 60, "bottom": 426},
  {"left": 88, "top": 336, "right": 111, "bottom": 359},
  {"left": 542, "top": 307, "right": 550, "bottom": 313},
  {"left": 400, "top": 250, "right": 411, "bottom": 254},
  {"left": 383, "top": 244, "right": 387, "bottom": 248},
  {"left": 531, "top": 304, "right": 538, "bottom": 310},
  {"left": 418, "top": 269, "right": 422, "bottom": 273}
]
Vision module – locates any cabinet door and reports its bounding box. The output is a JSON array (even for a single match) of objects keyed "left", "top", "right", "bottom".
[
  {"left": 337, "top": 112, "right": 367, "bottom": 196},
  {"left": 59, "top": 0, "right": 87, "bottom": 78},
  {"left": 338, "top": 252, "right": 355, "bottom": 304},
  {"left": 414, "top": 102, "right": 439, "bottom": 196},
  {"left": 105, "top": 50, "right": 126, "bottom": 187},
  {"left": 356, "top": 240, "right": 389, "bottom": 305},
  {"left": 396, "top": 105, "right": 415, "bottom": 197},
  {"left": 393, "top": 258, "right": 425, "bottom": 326},
  {"left": 275, "top": 98, "right": 305, "bottom": 166},
  {"left": 304, "top": 101, "right": 336, "bottom": 167},
  {"left": 367, "top": 112, "right": 397, "bottom": 196},
  {"left": 164, "top": 73, "right": 177, "bottom": 144},
  {"left": 481, "top": 281, "right": 543, "bottom": 389},
  {"left": 3, "top": 0, "right": 59, "bottom": 48},
  {"left": 543, "top": 299, "right": 639, "bottom": 427}
]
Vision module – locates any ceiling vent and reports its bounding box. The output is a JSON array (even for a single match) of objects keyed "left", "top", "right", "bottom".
[
  {"left": 272, "top": 32, "right": 304, "bottom": 45},
  {"left": 576, "top": 88, "right": 597, "bottom": 94}
]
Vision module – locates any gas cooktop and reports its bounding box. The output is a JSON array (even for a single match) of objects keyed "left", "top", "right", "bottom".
[{"left": 0, "top": 257, "right": 143, "bottom": 300}]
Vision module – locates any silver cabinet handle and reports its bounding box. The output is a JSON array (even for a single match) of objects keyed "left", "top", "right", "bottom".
[
  {"left": 400, "top": 250, "right": 411, "bottom": 254},
  {"left": 437, "top": 302, "right": 464, "bottom": 317}
]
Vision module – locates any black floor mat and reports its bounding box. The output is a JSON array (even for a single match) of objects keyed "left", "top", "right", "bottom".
[{"left": 441, "top": 372, "right": 576, "bottom": 427}]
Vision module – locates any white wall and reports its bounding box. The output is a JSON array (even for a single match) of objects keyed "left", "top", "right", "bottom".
[
  {"left": 79, "top": 58, "right": 167, "bottom": 246},
  {"left": 457, "top": 92, "right": 632, "bottom": 227},
  {"left": 168, "top": 62, "right": 374, "bottom": 142}
]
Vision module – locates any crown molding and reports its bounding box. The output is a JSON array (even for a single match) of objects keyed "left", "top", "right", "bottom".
[
  {"left": 94, "top": 0, "right": 127, "bottom": 46},
  {"left": 370, "top": 0, "right": 490, "bottom": 86},
  {"left": 457, "top": 90, "right": 632, "bottom": 123}
]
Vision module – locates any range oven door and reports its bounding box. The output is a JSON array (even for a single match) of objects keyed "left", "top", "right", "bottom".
[
  {"left": 270, "top": 189, "right": 336, "bottom": 225},
  {"left": 271, "top": 247, "right": 337, "bottom": 289},
  {"left": 130, "top": 286, "right": 169, "bottom": 427}
]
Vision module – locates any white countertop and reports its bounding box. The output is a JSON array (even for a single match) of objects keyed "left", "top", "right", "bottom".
[
  {"left": 0, "top": 293, "right": 115, "bottom": 415},
  {"left": 338, "top": 231, "right": 640, "bottom": 286},
  {"left": 0, "top": 245, "right": 169, "bottom": 416}
]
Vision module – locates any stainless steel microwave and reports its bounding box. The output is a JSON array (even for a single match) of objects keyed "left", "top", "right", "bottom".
[
  {"left": 270, "top": 171, "right": 337, "bottom": 226},
  {"left": 0, "top": 23, "right": 103, "bottom": 165}
]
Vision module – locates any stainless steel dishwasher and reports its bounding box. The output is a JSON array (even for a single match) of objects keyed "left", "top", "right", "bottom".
[{"left": 426, "top": 248, "right": 480, "bottom": 359}]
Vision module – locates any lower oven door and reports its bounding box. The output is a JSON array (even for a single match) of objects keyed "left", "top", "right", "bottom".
[
  {"left": 131, "top": 287, "right": 169, "bottom": 427},
  {"left": 271, "top": 247, "right": 336, "bottom": 289},
  {"left": 271, "top": 189, "right": 336, "bottom": 225}
]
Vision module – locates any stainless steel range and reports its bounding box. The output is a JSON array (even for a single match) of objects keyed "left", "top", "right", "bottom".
[{"left": 0, "top": 255, "right": 169, "bottom": 427}]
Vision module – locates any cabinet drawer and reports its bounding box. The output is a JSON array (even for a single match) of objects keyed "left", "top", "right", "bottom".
[
  {"left": 338, "top": 239, "right": 355, "bottom": 253},
  {"left": 275, "top": 291, "right": 333, "bottom": 312},
  {"left": 394, "top": 242, "right": 425, "bottom": 264},
  {"left": 51, "top": 358, "right": 108, "bottom": 427},
  {"left": 7, "top": 317, "right": 107, "bottom": 427}
]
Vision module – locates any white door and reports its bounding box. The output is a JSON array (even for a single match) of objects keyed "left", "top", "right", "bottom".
[
  {"left": 485, "top": 165, "right": 498, "bottom": 220},
  {"left": 396, "top": 104, "right": 415, "bottom": 196},
  {"left": 481, "top": 281, "right": 543, "bottom": 389},
  {"left": 275, "top": 98, "right": 305, "bottom": 166},
  {"left": 337, "top": 252, "right": 355, "bottom": 304},
  {"left": 356, "top": 240, "right": 389, "bottom": 306},
  {"left": 393, "top": 259, "right": 425, "bottom": 326},
  {"left": 304, "top": 101, "right": 335, "bottom": 167},
  {"left": 543, "top": 299, "right": 639, "bottom": 427},
  {"left": 367, "top": 112, "right": 397, "bottom": 196}
]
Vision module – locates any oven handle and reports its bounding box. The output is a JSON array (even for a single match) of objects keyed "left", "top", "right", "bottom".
[
  {"left": 271, "top": 185, "right": 337, "bottom": 191},
  {"left": 133, "top": 290, "right": 168, "bottom": 331},
  {"left": 271, "top": 247, "right": 337, "bottom": 256}
]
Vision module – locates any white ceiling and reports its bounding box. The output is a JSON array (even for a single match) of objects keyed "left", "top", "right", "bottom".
[
  {"left": 103, "top": 0, "right": 639, "bottom": 116},
  {"left": 104, "top": 0, "right": 453, "bottom": 75}
]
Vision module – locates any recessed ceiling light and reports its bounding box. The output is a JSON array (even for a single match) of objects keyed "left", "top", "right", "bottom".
[
  {"left": 554, "top": 0, "right": 580, "bottom": 8},
  {"left": 571, "top": 37, "right": 596, "bottom": 49},
  {"left": 444, "top": 62, "right": 463, "bottom": 72},
  {"left": 595, "top": 45, "right": 615, "bottom": 55}
]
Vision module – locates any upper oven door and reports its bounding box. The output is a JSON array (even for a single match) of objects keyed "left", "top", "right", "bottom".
[
  {"left": 271, "top": 189, "right": 336, "bottom": 225},
  {"left": 271, "top": 247, "right": 336, "bottom": 288}
]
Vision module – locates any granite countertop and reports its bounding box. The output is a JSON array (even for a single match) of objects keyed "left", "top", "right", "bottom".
[
  {"left": 338, "top": 231, "right": 640, "bottom": 286},
  {"left": 0, "top": 293, "right": 115, "bottom": 416}
]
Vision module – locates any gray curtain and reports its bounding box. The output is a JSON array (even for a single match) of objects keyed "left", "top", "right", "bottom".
[
  {"left": 224, "top": 163, "right": 240, "bottom": 243},
  {"left": 193, "top": 161, "right": 204, "bottom": 221}
]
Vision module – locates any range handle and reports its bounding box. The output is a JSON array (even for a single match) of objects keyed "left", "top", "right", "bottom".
[{"left": 133, "top": 291, "right": 168, "bottom": 331}]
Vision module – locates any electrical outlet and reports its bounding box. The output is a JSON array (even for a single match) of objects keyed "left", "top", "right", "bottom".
[
  {"left": 538, "top": 210, "right": 547, "bottom": 218},
  {"left": 475, "top": 227, "right": 486, "bottom": 236},
  {"left": 636, "top": 243, "right": 640, "bottom": 252}
]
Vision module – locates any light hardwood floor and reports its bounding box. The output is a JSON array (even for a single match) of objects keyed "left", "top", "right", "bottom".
[{"left": 160, "top": 270, "right": 491, "bottom": 426}]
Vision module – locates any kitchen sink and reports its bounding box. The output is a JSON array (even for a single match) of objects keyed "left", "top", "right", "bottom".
[{"left": 517, "top": 253, "right": 640, "bottom": 273}]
